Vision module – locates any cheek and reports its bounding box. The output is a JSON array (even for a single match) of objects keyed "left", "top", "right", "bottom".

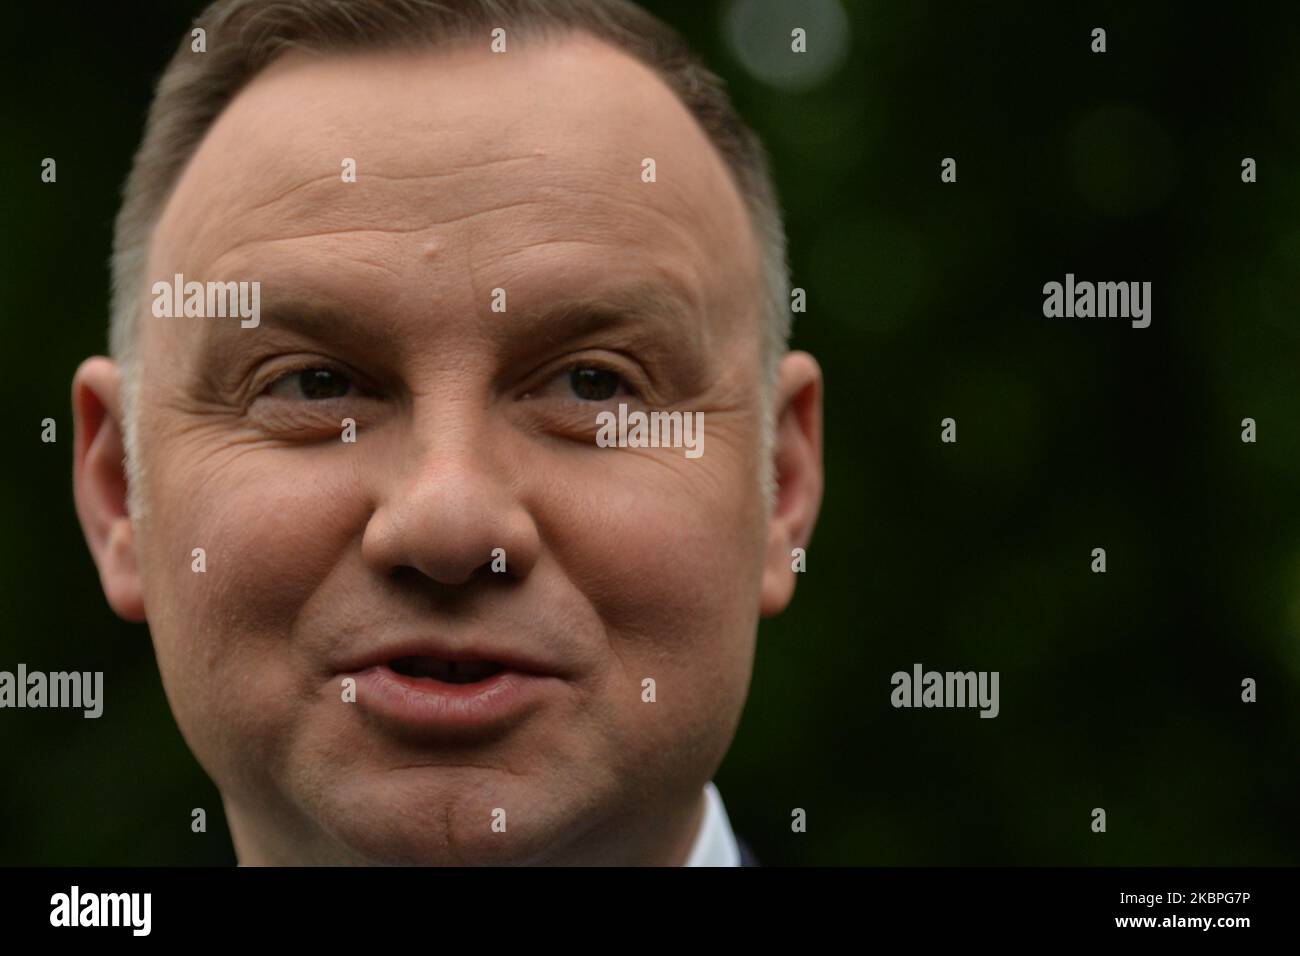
[
  {"left": 142, "top": 444, "right": 364, "bottom": 637},
  {"left": 135, "top": 444, "right": 366, "bottom": 779},
  {"left": 572, "top": 433, "right": 766, "bottom": 626},
  {"left": 533, "top": 438, "right": 765, "bottom": 753}
]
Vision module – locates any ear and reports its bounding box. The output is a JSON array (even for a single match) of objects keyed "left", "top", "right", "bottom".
[
  {"left": 759, "top": 351, "right": 824, "bottom": 617},
  {"left": 72, "top": 357, "right": 146, "bottom": 622}
]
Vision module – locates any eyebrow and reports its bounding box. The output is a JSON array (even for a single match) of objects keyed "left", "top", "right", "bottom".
[
  {"left": 240, "top": 277, "right": 696, "bottom": 336},
  {"left": 191, "top": 286, "right": 387, "bottom": 364},
  {"left": 193, "top": 275, "right": 711, "bottom": 392},
  {"left": 512, "top": 280, "right": 704, "bottom": 350}
]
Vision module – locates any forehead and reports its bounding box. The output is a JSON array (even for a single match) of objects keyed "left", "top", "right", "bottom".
[{"left": 146, "top": 33, "right": 761, "bottom": 347}]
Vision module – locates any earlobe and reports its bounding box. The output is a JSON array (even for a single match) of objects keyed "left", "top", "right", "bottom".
[
  {"left": 72, "top": 357, "right": 146, "bottom": 622},
  {"left": 759, "top": 351, "right": 824, "bottom": 618}
]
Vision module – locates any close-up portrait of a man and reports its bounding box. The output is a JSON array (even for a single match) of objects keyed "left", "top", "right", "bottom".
[{"left": 67, "top": 0, "right": 824, "bottom": 866}]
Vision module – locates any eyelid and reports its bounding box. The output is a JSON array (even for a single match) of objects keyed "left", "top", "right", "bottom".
[
  {"left": 528, "top": 355, "right": 646, "bottom": 401},
  {"left": 257, "top": 358, "right": 359, "bottom": 399},
  {"left": 253, "top": 353, "right": 647, "bottom": 405},
  {"left": 567, "top": 359, "right": 637, "bottom": 391}
]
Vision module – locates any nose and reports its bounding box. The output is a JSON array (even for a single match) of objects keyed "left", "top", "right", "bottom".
[{"left": 361, "top": 414, "right": 541, "bottom": 587}]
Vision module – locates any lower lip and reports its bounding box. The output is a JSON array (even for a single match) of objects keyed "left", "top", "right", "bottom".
[{"left": 348, "top": 665, "right": 558, "bottom": 735}]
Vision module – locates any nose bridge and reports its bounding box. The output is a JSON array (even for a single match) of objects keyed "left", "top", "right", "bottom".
[
  {"left": 400, "top": 387, "right": 514, "bottom": 528},
  {"left": 405, "top": 404, "right": 510, "bottom": 524},
  {"left": 362, "top": 390, "right": 538, "bottom": 585},
  {"left": 408, "top": 388, "right": 495, "bottom": 479}
]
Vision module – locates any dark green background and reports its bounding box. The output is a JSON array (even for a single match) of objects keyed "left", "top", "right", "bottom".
[{"left": 3, "top": 0, "right": 1298, "bottom": 865}]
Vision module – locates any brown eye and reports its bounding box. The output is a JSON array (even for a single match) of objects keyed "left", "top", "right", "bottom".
[
  {"left": 569, "top": 366, "right": 622, "bottom": 401},
  {"left": 267, "top": 367, "right": 354, "bottom": 400}
]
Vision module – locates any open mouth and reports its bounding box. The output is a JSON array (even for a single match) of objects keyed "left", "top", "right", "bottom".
[{"left": 387, "top": 656, "right": 507, "bottom": 686}]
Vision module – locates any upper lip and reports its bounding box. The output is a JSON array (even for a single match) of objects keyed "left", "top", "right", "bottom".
[{"left": 338, "top": 638, "right": 564, "bottom": 679}]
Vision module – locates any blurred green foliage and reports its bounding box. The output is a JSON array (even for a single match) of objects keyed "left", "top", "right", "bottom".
[{"left": 2, "top": 0, "right": 1297, "bottom": 865}]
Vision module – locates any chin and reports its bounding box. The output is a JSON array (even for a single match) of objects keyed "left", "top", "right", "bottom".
[{"left": 311, "top": 769, "right": 572, "bottom": 866}]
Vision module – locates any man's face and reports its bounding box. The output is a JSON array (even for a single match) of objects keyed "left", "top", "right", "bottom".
[{"left": 79, "top": 35, "right": 818, "bottom": 865}]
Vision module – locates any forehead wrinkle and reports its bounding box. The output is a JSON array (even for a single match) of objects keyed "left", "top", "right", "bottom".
[
  {"left": 170, "top": 167, "right": 582, "bottom": 280},
  {"left": 158, "top": 36, "right": 748, "bottom": 262},
  {"left": 147, "top": 35, "right": 762, "bottom": 388},
  {"left": 244, "top": 171, "right": 353, "bottom": 215},
  {"left": 174, "top": 189, "right": 561, "bottom": 294},
  {"left": 243, "top": 197, "right": 554, "bottom": 247},
  {"left": 244, "top": 155, "right": 547, "bottom": 221},
  {"left": 175, "top": 39, "right": 748, "bottom": 239}
]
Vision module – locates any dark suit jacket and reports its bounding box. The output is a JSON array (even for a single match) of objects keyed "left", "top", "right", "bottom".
[{"left": 737, "top": 835, "right": 761, "bottom": 867}]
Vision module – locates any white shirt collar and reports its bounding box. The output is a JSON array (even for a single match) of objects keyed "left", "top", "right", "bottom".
[{"left": 683, "top": 780, "right": 742, "bottom": 866}]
